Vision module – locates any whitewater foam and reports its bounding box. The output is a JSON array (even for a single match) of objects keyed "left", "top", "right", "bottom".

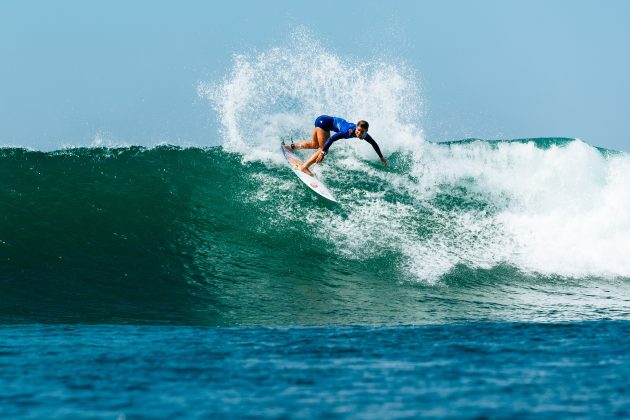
[{"left": 407, "top": 139, "right": 630, "bottom": 279}]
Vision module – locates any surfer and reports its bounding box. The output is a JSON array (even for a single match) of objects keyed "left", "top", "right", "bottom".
[{"left": 285, "top": 115, "right": 387, "bottom": 174}]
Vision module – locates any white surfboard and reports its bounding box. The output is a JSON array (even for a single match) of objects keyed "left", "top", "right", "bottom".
[{"left": 281, "top": 144, "right": 337, "bottom": 203}]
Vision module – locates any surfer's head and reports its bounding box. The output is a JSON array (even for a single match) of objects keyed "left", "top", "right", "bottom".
[{"left": 355, "top": 120, "right": 369, "bottom": 139}]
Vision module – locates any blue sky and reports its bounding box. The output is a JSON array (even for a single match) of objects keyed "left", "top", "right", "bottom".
[{"left": 1, "top": 0, "right": 629, "bottom": 151}]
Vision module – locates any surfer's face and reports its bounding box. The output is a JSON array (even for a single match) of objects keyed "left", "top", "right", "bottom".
[{"left": 355, "top": 126, "right": 367, "bottom": 139}]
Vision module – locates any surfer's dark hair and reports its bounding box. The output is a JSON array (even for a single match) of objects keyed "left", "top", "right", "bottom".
[{"left": 357, "top": 120, "right": 369, "bottom": 130}]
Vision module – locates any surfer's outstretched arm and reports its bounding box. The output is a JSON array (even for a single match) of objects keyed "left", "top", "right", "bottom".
[
  {"left": 307, "top": 131, "right": 344, "bottom": 165},
  {"left": 322, "top": 131, "right": 345, "bottom": 154},
  {"left": 365, "top": 134, "right": 388, "bottom": 166}
]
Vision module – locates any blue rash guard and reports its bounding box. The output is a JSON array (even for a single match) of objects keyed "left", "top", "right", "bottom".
[{"left": 314, "top": 115, "right": 384, "bottom": 159}]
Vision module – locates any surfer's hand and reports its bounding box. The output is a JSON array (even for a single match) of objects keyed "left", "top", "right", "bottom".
[
  {"left": 316, "top": 151, "right": 325, "bottom": 163},
  {"left": 381, "top": 157, "right": 388, "bottom": 167}
]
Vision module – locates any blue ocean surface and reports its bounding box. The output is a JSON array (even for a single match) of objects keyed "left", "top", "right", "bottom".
[{"left": 1, "top": 322, "right": 629, "bottom": 418}]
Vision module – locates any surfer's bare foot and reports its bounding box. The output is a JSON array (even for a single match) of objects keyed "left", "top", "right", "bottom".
[{"left": 300, "top": 166, "right": 314, "bottom": 176}]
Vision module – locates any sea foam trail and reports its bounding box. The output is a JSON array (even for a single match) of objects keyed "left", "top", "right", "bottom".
[{"left": 201, "top": 32, "right": 630, "bottom": 282}]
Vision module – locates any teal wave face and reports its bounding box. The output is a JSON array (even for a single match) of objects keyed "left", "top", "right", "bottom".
[{"left": 1, "top": 140, "right": 629, "bottom": 325}]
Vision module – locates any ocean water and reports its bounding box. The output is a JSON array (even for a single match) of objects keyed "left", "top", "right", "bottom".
[
  {"left": 2, "top": 33, "right": 630, "bottom": 417},
  {"left": 2, "top": 323, "right": 630, "bottom": 418}
]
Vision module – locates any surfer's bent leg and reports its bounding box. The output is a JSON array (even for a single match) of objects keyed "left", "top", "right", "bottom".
[
  {"left": 316, "top": 127, "right": 330, "bottom": 148},
  {"left": 292, "top": 128, "right": 329, "bottom": 150},
  {"left": 305, "top": 127, "right": 329, "bottom": 149},
  {"left": 288, "top": 115, "right": 334, "bottom": 150},
  {"left": 300, "top": 129, "right": 330, "bottom": 172}
]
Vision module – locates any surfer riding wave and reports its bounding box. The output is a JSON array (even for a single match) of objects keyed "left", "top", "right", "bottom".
[{"left": 285, "top": 115, "right": 388, "bottom": 175}]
